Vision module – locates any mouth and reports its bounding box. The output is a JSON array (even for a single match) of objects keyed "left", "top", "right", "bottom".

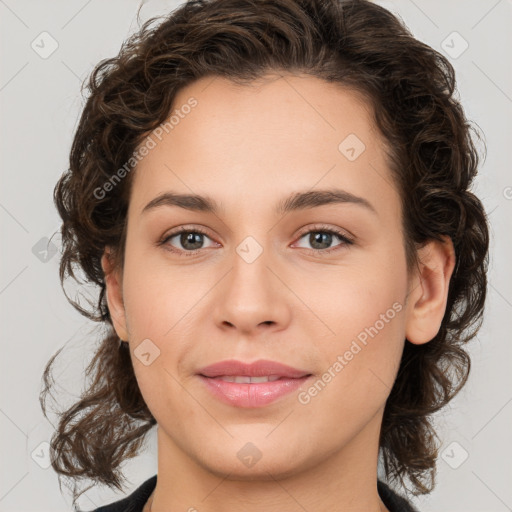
[
  {"left": 204, "top": 375, "right": 286, "bottom": 383},
  {"left": 198, "top": 358, "right": 311, "bottom": 379},
  {"left": 197, "top": 359, "right": 313, "bottom": 408}
]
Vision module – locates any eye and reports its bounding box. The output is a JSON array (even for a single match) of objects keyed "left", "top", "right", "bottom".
[
  {"left": 293, "top": 224, "right": 354, "bottom": 254},
  {"left": 158, "top": 223, "right": 354, "bottom": 257},
  {"left": 159, "top": 226, "right": 218, "bottom": 256}
]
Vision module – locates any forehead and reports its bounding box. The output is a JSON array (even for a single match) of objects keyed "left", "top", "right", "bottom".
[{"left": 129, "top": 73, "right": 399, "bottom": 222}]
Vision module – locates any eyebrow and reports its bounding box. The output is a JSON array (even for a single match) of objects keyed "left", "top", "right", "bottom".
[{"left": 141, "top": 188, "right": 377, "bottom": 217}]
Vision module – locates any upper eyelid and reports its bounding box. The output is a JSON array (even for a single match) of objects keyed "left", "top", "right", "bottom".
[{"left": 295, "top": 224, "right": 353, "bottom": 239}]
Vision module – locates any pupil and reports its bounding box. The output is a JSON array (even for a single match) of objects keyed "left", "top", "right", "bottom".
[
  {"left": 311, "top": 232, "right": 331, "bottom": 249},
  {"left": 182, "top": 232, "right": 203, "bottom": 250}
]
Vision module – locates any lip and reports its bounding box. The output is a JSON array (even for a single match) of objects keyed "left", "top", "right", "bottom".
[
  {"left": 197, "top": 359, "right": 313, "bottom": 408},
  {"left": 198, "top": 359, "right": 311, "bottom": 378}
]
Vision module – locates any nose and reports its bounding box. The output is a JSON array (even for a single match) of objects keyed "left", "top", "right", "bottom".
[{"left": 212, "top": 247, "right": 291, "bottom": 337}]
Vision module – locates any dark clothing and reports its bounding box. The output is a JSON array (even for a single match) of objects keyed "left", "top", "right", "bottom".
[
  {"left": 85, "top": 474, "right": 419, "bottom": 512},
  {"left": 378, "top": 480, "right": 420, "bottom": 512}
]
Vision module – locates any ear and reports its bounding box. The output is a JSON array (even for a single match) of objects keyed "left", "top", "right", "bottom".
[
  {"left": 101, "top": 248, "right": 129, "bottom": 342},
  {"left": 405, "top": 235, "right": 456, "bottom": 345}
]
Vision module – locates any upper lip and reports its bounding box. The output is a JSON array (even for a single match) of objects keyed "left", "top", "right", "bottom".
[{"left": 198, "top": 359, "right": 311, "bottom": 378}]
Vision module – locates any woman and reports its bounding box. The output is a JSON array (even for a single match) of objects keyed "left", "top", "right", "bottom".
[{"left": 40, "top": 0, "right": 489, "bottom": 511}]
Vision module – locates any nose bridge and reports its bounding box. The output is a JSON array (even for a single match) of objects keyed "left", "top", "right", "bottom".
[
  {"left": 213, "top": 230, "right": 290, "bottom": 332},
  {"left": 229, "top": 232, "right": 275, "bottom": 304}
]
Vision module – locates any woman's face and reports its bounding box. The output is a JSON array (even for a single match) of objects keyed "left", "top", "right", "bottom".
[{"left": 106, "top": 73, "right": 422, "bottom": 479}]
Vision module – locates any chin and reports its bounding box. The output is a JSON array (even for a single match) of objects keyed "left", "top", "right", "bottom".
[
  {"left": 200, "top": 454, "right": 305, "bottom": 482},
  {"left": 191, "top": 435, "right": 311, "bottom": 481}
]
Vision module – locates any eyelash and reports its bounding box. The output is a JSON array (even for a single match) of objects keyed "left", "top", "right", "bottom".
[{"left": 158, "top": 224, "right": 354, "bottom": 257}]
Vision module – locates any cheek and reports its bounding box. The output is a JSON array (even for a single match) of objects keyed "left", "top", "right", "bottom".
[
  {"left": 121, "top": 247, "right": 185, "bottom": 338},
  {"left": 120, "top": 249, "right": 206, "bottom": 384},
  {"left": 306, "top": 254, "right": 408, "bottom": 393},
  {"left": 298, "top": 287, "right": 406, "bottom": 431}
]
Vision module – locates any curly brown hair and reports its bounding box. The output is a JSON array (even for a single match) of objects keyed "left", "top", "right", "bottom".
[{"left": 40, "top": 0, "right": 490, "bottom": 506}]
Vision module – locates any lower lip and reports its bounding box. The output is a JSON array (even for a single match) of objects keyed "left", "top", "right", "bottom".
[{"left": 198, "top": 375, "right": 312, "bottom": 408}]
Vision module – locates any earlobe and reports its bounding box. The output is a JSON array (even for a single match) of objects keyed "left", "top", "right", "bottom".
[
  {"left": 101, "top": 249, "right": 129, "bottom": 342},
  {"left": 405, "top": 236, "right": 456, "bottom": 345}
]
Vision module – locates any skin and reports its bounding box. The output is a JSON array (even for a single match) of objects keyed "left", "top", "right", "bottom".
[{"left": 101, "top": 73, "right": 455, "bottom": 512}]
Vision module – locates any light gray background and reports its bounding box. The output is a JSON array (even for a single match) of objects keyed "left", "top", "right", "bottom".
[{"left": 1, "top": 0, "right": 511, "bottom": 510}]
